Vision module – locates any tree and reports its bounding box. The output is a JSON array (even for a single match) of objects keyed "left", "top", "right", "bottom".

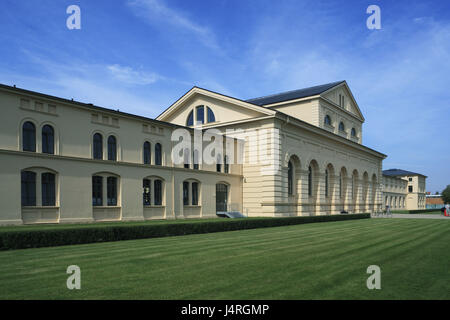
[{"left": 442, "top": 185, "right": 450, "bottom": 204}]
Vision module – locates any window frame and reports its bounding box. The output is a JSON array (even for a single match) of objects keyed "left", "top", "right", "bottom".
[
  {"left": 22, "top": 121, "right": 36, "bottom": 152},
  {"left": 42, "top": 124, "right": 55, "bottom": 154}
]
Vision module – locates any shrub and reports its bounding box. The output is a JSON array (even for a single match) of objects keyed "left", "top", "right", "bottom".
[
  {"left": 0, "top": 213, "right": 370, "bottom": 250},
  {"left": 408, "top": 209, "right": 439, "bottom": 214}
]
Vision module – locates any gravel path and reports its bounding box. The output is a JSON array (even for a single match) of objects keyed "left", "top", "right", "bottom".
[{"left": 372, "top": 213, "right": 450, "bottom": 220}]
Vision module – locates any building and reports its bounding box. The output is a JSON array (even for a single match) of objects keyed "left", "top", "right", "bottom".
[
  {"left": 382, "top": 169, "right": 427, "bottom": 210},
  {"left": 426, "top": 194, "right": 444, "bottom": 209},
  {"left": 0, "top": 80, "right": 387, "bottom": 225}
]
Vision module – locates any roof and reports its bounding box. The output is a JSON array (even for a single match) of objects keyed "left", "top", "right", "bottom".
[
  {"left": 246, "top": 81, "right": 345, "bottom": 106},
  {"left": 0, "top": 83, "right": 186, "bottom": 130},
  {"left": 382, "top": 169, "right": 427, "bottom": 178}
]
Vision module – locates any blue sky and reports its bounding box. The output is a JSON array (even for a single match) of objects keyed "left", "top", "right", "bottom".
[{"left": 1, "top": 0, "right": 449, "bottom": 192}]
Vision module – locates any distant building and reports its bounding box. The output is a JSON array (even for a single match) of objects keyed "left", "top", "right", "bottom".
[
  {"left": 426, "top": 194, "right": 444, "bottom": 209},
  {"left": 382, "top": 169, "right": 427, "bottom": 210}
]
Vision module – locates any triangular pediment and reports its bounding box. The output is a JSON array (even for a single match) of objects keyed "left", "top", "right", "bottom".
[
  {"left": 156, "top": 87, "right": 276, "bottom": 127},
  {"left": 321, "top": 82, "right": 365, "bottom": 121}
]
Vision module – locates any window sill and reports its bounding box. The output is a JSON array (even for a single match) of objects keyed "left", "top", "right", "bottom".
[
  {"left": 184, "top": 205, "right": 201, "bottom": 208},
  {"left": 22, "top": 206, "right": 60, "bottom": 209},
  {"left": 93, "top": 206, "right": 121, "bottom": 209},
  {"left": 144, "top": 205, "right": 165, "bottom": 208}
]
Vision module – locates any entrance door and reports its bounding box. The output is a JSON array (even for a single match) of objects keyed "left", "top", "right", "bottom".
[{"left": 216, "top": 184, "right": 228, "bottom": 213}]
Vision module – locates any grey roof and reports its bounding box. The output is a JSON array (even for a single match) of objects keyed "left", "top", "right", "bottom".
[
  {"left": 382, "top": 169, "right": 427, "bottom": 178},
  {"left": 246, "top": 81, "right": 345, "bottom": 106}
]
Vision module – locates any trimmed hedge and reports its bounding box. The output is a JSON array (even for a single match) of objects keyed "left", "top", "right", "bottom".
[
  {"left": 409, "top": 209, "right": 440, "bottom": 214},
  {"left": 0, "top": 213, "right": 370, "bottom": 250}
]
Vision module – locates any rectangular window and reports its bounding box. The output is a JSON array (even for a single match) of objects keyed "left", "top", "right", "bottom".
[
  {"left": 192, "top": 182, "right": 198, "bottom": 206},
  {"left": 408, "top": 186, "right": 413, "bottom": 193},
  {"left": 92, "top": 176, "right": 103, "bottom": 206},
  {"left": 143, "top": 179, "right": 151, "bottom": 205},
  {"left": 42, "top": 173, "right": 56, "bottom": 206},
  {"left": 107, "top": 177, "right": 117, "bottom": 206},
  {"left": 154, "top": 180, "right": 162, "bottom": 206},
  {"left": 183, "top": 181, "right": 189, "bottom": 205},
  {"left": 21, "top": 171, "right": 36, "bottom": 206}
]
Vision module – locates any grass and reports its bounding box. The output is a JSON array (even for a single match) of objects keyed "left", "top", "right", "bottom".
[
  {"left": 392, "top": 210, "right": 442, "bottom": 214},
  {"left": 0, "top": 218, "right": 448, "bottom": 300}
]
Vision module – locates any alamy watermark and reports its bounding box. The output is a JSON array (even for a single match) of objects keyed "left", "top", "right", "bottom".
[
  {"left": 66, "top": 5, "right": 81, "bottom": 30},
  {"left": 366, "top": 265, "right": 381, "bottom": 290},
  {"left": 66, "top": 265, "right": 81, "bottom": 290},
  {"left": 171, "top": 126, "right": 281, "bottom": 175},
  {"left": 366, "top": 5, "right": 381, "bottom": 30}
]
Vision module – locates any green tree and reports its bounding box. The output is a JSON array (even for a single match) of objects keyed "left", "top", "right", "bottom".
[{"left": 442, "top": 185, "right": 450, "bottom": 204}]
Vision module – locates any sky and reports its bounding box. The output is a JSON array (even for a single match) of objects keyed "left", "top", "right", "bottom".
[{"left": 0, "top": 0, "right": 449, "bottom": 193}]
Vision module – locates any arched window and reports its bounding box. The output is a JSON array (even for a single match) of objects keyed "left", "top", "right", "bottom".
[
  {"left": 155, "top": 143, "right": 162, "bottom": 165},
  {"left": 324, "top": 115, "right": 331, "bottom": 126},
  {"left": 143, "top": 178, "right": 163, "bottom": 205},
  {"left": 93, "top": 133, "right": 103, "bottom": 159},
  {"left": 325, "top": 169, "right": 329, "bottom": 198},
  {"left": 41, "top": 172, "right": 56, "bottom": 206},
  {"left": 22, "top": 121, "right": 36, "bottom": 152},
  {"left": 308, "top": 166, "right": 313, "bottom": 197},
  {"left": 196, "top": 106, "right": 204, "bottom": 124},
  {"left": 183, "top": 180, "right": 200, "bottom": 206},
  {"left": 107, "top": 136, "right": 117, "bottom": 161},
  {"left": 339, "top": 172, "right": 342, "bottom": 198},
  {"left": 351, "top": 128, "right": 356, "bottom": 137},
  {"left": 288, "top": 161, "right": 294, "bottom": 195},
  {"left": 339, "top": 122, "right": 345, "bottom": 132},
  {"left": 143, "top": 141, "right": 151, "bottom": 164},
  {"left": 207, "top": 107, "right": 216, "bottom": 123},
  {"left": 21, "top": 171, "right": 36, "bottom": 206},
  {"left": 186, "top": 111, "right": 194, "bottom": 126},
  {"left": 42, "top": 125, "right": 54, "bottom": 154}
]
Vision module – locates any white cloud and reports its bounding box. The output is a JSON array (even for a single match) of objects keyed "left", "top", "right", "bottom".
[
  {"left": 127, "top": 0, "right": 218, "bottom": 50},
  {"left": 107, "top": 64, "right": 160, "bottom": 85}
]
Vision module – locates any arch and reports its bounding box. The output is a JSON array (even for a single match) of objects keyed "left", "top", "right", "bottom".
[
  {"left": 308, "top": 159, "right": 320, "bottom": 199},
  {"left": 325, "top": 163, "right": 335, "bottom": 200},
  {"left": 41, "top": 122, "right": 57, "bottom": 154},
  {"left": 107, "top": 135, "right": 117, "bottom": 161},
  {"left": 21, "top": 167, "right": 59, "bottom": 207},
  {"left": 155, "top": 143, "right": 162, "bottom": 165},
  {"left": 207, "top": 106, "right": 216, "bottom": 123},
  {"left": 351, "top": 169, "right": 359, "bottom": 210},
  {"left": 143, "top": 141, "right": 151, "bottom": 164},
  {"left": 186, "top": 110, "right": 194, "bottom": 126},
  {"left": 92, "top": 172, "right": 121, "bottom": 207},
  {"left": 93, "top": 132, "right": 103, "bottom": 159},
  {"left": 22, "top": 121, "right": 36, "bottom": 152},
  {"left": 371, "top": 174, "right": 378, "bottom": 212},
  {"left": 286, "top": 154, "right": 301, "bottom": 200},
  {"left": 143, "top": 175, "right": 165, "bottom": 206}
]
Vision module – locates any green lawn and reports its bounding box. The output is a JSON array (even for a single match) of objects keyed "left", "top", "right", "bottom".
[{"left": 0, "top": 218, "right": 448, "bottom": 300}]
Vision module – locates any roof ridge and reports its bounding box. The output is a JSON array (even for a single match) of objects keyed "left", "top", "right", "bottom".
[{"left": 246, "top": 80, "right": 344, "bottom": 102}]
